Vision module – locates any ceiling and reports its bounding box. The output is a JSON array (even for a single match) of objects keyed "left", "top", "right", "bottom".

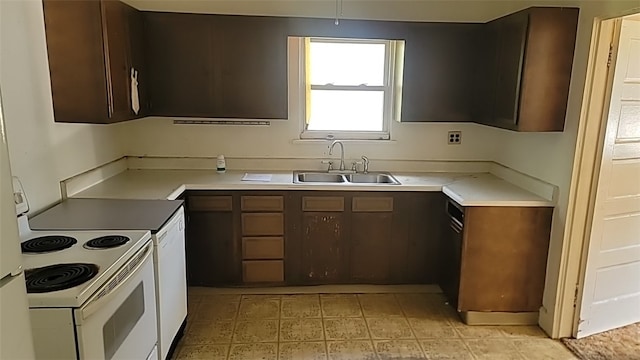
[{"left": 121, "top": 0, "right": 536, "bottom": 23}]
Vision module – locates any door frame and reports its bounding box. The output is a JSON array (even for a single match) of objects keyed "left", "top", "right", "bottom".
[{"left": 558, "top": 12, "right": 639, "bottom": 339}]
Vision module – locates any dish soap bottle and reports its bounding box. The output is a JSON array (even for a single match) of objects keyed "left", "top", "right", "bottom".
[{"left": 216, "top": 155, "right": 226, "bottom": 173}]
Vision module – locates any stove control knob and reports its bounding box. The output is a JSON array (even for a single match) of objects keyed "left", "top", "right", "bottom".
[{"left": 14, "top": 192, "right": 24, "bottom": 205}]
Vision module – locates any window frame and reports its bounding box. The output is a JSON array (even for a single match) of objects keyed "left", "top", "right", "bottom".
[{"left": 300, "top": 37, "right": 398, "bottom": 140}]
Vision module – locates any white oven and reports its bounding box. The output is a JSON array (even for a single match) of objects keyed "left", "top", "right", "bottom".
[{"left": 30, "top": 242, "right": 158, "bottom": 360}]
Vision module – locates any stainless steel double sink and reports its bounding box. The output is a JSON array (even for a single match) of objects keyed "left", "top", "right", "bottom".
[{"left": 293, "top": 171, "right": 400, "bottom": 185}]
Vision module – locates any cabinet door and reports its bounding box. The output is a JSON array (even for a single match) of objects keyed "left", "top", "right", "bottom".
[
  {"left": 350, "top": 212, "right": 393, "bottom": 282},
  {"left": 400, "top": 24, "right": 480, "bottom": 122},
  {"left": 405, "top": 193, "right": 444, "bottom": 283},
  {"left": 301, "top": 212, "right": 347, "bottom": 283},
  {"left": 186, "top": 196, "right": 239, "bottom": 285},
  {"left": 101, "top": 0, "right": 132, "bottom": 121},
  {"left": 214, "top": 16, "right": 288, "bottom": 119},
  {"left": 144, "top": 12, "right": 215, "bottom": 117},
  {"left": 490, "top": 11, "right": 529, "bottom": 127},
  {"left": 43, "top": 0, "right": 109, "bottom": 123},
  {"left": 125, "top": 3, "right": 148, "bottom": 116},
  {"left": 458, "top": 207, "right": 553, "bottom": 312}
]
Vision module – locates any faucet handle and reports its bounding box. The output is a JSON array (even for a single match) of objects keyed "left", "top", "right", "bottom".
[
  {"left": 351, "top": 160, "right": 363, "bottom": 172},
  {"left": 361, "top": 156, "right": 370, "bottom": 173},
  {"left": 321, "top": 160, "right": 334, "bottom": 171}
]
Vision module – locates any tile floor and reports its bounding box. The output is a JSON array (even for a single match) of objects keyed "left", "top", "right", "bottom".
[{"left": 173, "top": 289, "right": 576, "bottom": 360}]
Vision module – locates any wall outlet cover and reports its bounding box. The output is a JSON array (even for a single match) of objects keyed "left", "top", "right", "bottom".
[{"left": 448, "top": 131, "right": 462, "bottom": 144}]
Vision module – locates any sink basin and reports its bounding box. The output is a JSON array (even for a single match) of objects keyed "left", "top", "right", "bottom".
[
  {"left": 346, "top": 173, "right": 400, "bottom": 184},
  {"left": 294, "top": 171, "right": 400, "bottom": 185},
  {"left": 295, "top": 172, "right": 346, "bottom": 183}
]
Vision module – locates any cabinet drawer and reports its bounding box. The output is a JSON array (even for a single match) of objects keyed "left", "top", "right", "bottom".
[
  {"left": 302, "top": 197, "right": 344, "bottom": 212},
  {"left": 242, "top": 237, "right": 284, "bottom": 259},
  {"left": 242, "top": 260, "right": 284, "bottom": 282},
  {"left": 188, "top": 196, "right": 232, "bottom": 212},
  {"left": 241, "top": 213, "right": 284, "bottom": 236},
  {"left": 352, "top": 197, "right": 394, "bottom": 212},
  {"left": 241, "top": 196, "right": 284, "bottom": 212}
]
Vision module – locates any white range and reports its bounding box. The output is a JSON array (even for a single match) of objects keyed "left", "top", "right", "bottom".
[
  {"left": 14, "top": 180, "right": 158, "bottom": 360},
  {"left": 29, "top": 197, "right": 187, "bottom": 360}
]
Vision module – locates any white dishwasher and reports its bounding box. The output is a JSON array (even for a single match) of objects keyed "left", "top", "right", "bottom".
[{"left": 153, "top": 206, "right": 187, "bottom": 360}]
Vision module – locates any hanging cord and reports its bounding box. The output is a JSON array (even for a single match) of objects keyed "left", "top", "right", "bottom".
[{"left": 335, "top": 0, "right": 343, "bottom": 25}]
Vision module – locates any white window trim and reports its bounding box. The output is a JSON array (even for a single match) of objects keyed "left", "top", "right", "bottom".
[{"left": 298, "top": 37, "right": 399, "bottom": 140}]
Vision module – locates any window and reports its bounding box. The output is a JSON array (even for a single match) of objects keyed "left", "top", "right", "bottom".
[{"left": 300, "top": 37, "right": 403, "bottom": 140}]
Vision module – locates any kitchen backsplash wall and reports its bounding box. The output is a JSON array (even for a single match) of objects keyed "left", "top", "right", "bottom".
[
  {"left": 119, "top": 119, "right": 501, "bottom": 164},
  {"left": 0, "top": 1, "right": 126, "bottom": 213}
]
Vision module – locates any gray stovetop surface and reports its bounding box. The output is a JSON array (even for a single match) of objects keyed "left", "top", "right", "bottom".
[{"left": 30, "top": 198, "right": 184, "bottom": 233}]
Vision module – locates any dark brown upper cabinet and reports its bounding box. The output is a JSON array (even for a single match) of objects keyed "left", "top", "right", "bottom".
[
  {"left": 475, "top": 7, "right": 579, "bottom": 131},
  {"left": 143, "top": 12, "right": 288, "bottom": 119},
  {"left": 400, "top": 23, "right": 482, "bottom": 123},
  {"left": 43, "top": 0, "right": 147, "bottom": 123}
]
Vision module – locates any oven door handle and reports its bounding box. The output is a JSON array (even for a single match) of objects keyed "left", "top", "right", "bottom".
[{"left": 79, "top": 243, "right": 153, "bottom": 321}]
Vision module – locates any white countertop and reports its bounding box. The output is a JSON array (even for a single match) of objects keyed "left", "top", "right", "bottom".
[{"left": 72, "top": 169, "right": 553, "bottom": 207}]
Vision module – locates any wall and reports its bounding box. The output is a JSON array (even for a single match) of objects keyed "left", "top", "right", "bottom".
[{"left": 0, "top": 0, "right": 126, "bottom": 213}]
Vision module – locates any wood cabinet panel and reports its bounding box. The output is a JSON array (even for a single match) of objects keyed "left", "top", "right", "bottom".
[
  {"left": 144, "top": 12, "right": 214, "bottom": 117},
  {"left": 242, "top": 237, "right": 284, "bottom": 260},
  {"left": 214, "top": 16, "right": 288, "bottom": 119},
  {"left": 350, "top": 212, "right": 393, "bottom": 282},
  {"left": 101, "top": 0, "right": 131, "bottom": 121},
  {"left": 188, "top": 196, "right": 233, "bottom": 212},
  {"left": 144, "top": 13, "right": 287, "bottom": 119},
  {"left": 241, "top": 213, "right": 284, "bottom": 236},
  {"left": 457, "top": 206, "right": 553, "bottom": 312},
  {"left": 404, "top": 193, "right": 445, "bottom": 284},
  {"left": 302, "top": 197, "right": 345, "bottom": 212},
  {"left": 242, "top": 260, "right": 284, "bottom": 282},
  {"left": 400, "top": 23, "right": 481, "bottom": 122},
  {"left": 492, "top": 11, "right": 529, "bottom": 127},
  {"left": 518, "top": 7, "right": 579, "bottom": 131},
  {"left": 186, "top": 211, "right": 238, "bottom": 286},
  {"left": 476, "top": 7, "right": 578, "bottom": 131},
  {"left": 43, "top": 0, "right": 108, "bottom": 123},
  {"left": 300, "top": 212, "right": 347, "bottom": 283},
  {"left": 125, "top": 3, "right": 149, "bottom": 116},
  {"left": 352, "top": 196, "right": 394, "bottom": 212},
  {"left": 241, "top": 196, "right": 284, "bottom": 212},
  {"left": 43, "top": 0, "right": 145, "bottom": 123}
]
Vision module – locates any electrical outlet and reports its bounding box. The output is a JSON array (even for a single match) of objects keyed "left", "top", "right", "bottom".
[{"left": 448, "top": 131, "right": 462, "bottom": 144}]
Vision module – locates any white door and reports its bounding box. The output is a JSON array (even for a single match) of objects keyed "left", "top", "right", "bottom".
[{"left": 576, "top": 19, "right": 640, "bottom": 338}]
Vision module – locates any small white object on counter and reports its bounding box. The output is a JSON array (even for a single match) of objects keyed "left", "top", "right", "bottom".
[{"left": 216, "top": 155, "right": 226, "bottom": 173}]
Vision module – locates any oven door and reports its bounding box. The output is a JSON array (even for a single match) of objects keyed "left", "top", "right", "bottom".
[{"left": 74, "top": 242, "right": 157, "bottom": 360}]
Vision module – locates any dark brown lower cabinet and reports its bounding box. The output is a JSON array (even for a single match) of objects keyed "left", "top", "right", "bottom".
[
  {"left": 286, "top": 192, "right": 445, "bottom": 285},
  {"left": 184, "top": 190, "right": 453, "bottom": 287},
  {"left": 301, "top": 212, "right": 348, "bottom": 283},
  {"left": 441, "top": 198, "right": 554, "bottom": 312},
  {"left": 185, "top": 194, "right": 239, "bottom": 286},
  {"left": 350, "top": 211, "right": 393, "bottom": 282}
]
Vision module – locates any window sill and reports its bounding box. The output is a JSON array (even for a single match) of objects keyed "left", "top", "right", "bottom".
[{"left": 291, "top": 139, "right": 398, "bottom": 145}]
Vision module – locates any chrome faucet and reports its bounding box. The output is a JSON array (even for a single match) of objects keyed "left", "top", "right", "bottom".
[{"left": 328, "top": 140, "right": 346, "bottom": 171}]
